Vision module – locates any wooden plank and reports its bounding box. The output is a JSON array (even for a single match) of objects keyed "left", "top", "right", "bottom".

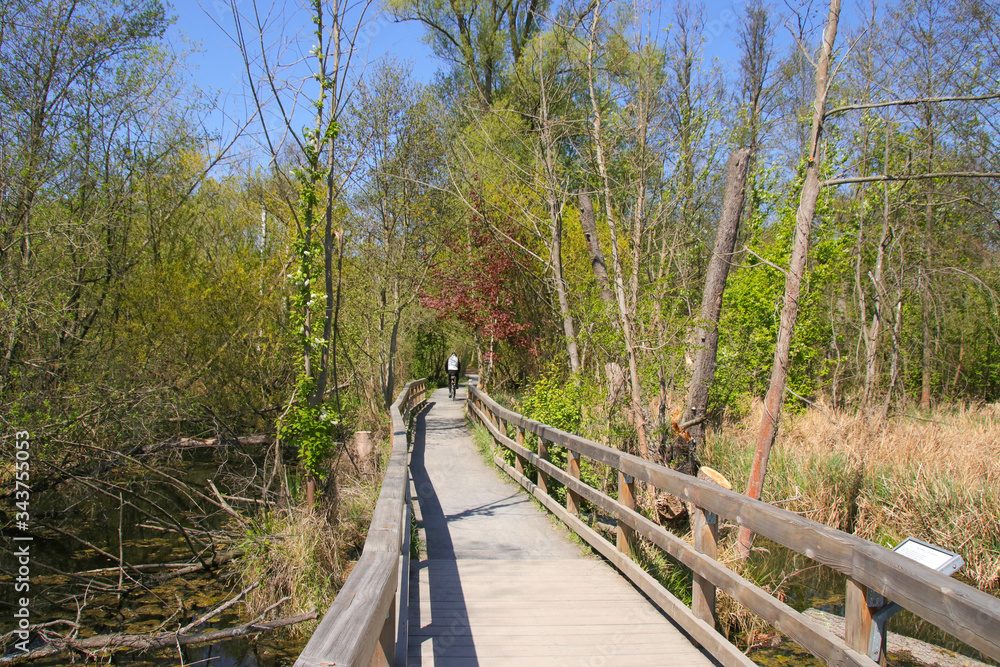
[
  {"left": 692, "top": 505, "right": 719, "bottom": 630},
  {"left": 413, "top": 589, "right": 638, "bottom": 603},
  {"left": 416, "top": 599, "right": 665, "bottom": 613},
  {"left": 408, "top": 630, "right": 695, "bottom": 646},
  {"left": 415, "top": 562, "right": 612, "bottom": 577},
  {"left": 409, "top": 642, "right": 713, "bottom": 658},
  {"left": 409, "top": 657, "right": 710, "bottom": 667},
  {"left": 491, "top": 456, "right": 752, "bottom": 667},
  {"left": 469, "top": 386, "right": 1000, "bottom": 663},
  {"left": 416, "top": 609, "right": 684, "bottom": 624},
  {"left": 409, "top": 658, "right": 709, "bottom": 667},
  {"left": 409, "top": 622, "right": 691, "bottom": 639},
  {"left": 845, "top": 577, "right": 873, "bottom": 656}
]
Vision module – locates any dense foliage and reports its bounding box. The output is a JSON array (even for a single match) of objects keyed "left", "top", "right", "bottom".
[
  {"left": 3, "top": 0, "right": 999, "bottom": 488},
  {"left": 2, "top": 0, "right": 1000, "bottom": 659}
]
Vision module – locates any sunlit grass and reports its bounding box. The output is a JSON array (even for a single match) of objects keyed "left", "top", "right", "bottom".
[{"left": 702, "top": 399, "right": 1000, "bottom": 593}]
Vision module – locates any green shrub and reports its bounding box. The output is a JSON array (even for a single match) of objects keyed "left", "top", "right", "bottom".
[{"left": 520, "top": 364, "right": 582, "bottom": 432}]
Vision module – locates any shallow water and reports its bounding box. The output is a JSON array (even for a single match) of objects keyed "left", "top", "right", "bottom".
[{"left": 0, "top": 446, "right": 307, "bottom": 665}]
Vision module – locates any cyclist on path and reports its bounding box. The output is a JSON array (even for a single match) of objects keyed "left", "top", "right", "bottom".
[{"left": 446, "top": 353, "right": 461, "bottom": 398}]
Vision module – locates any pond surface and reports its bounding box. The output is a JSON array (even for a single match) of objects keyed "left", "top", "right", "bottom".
[{"left": 1, "top": 446, "right": 308, "bottom": 665}]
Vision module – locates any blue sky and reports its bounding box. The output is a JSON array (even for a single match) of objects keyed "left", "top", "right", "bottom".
[
  {"left": 166, "top": 0, "right": 439, "bottom": 98},
  {"left": 166, "top": 0, "right": 440, "bottom": 141},
  {"left": 167, "top": 0, "right": 757, "bottom": 95},
  {"left": 165, "top": 0, "right": 866, "bottom": 143}
]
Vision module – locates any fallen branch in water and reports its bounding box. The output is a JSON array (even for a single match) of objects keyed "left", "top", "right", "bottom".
[
  {"left": 140, "top": 433, "right": 276, "bottom": 455},
  {"left": 0, "top": 609, "right": 317, "bottom": 664},
  {"left": 147, "top": 548, "right": 245, "bottom": 585},
  {"left": 7, "top": 434, "right": 275, "bottom": 498}
]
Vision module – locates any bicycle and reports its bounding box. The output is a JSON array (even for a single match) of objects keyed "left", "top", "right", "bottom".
[{"left": 449, "top": 374, "right": 458, "bottom": 400}]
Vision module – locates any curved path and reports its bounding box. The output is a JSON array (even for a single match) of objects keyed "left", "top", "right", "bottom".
[{"left": 407, "top": 383, "right": 715, "bottom": 666}]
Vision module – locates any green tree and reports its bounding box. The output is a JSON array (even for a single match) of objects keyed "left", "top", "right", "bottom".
[
  {"left": 231, "top": 0, "right": 377, "bottom": 493},
  {"left": 344, "top": 61, "right": 453, "bottom": 410},
  {"left": 388, "top": 0, "right": 548, "bottom": 106}
]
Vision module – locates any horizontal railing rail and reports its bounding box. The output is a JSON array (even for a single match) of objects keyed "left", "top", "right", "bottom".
[
  {"left": 467, "top": 385, "right": 1000, "bottom": 666},
  {"left": 295, "top": 379, "right": 426, "bottom": 667}
]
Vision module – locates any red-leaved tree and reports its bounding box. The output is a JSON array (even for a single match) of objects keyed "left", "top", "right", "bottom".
[{"left": 421, "top": 187, "right": 535, "bottom": 387}]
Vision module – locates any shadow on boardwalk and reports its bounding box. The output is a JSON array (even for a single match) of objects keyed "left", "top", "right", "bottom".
[
  {"left": 407, "top": 385, "right": 715, "bottom": 666},
  {"left": 410, "top": 400, "right": 479, "bottom": 664}
]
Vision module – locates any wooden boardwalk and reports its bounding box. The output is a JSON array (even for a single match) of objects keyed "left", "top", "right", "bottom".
[
  {"left": 296, "top": 379, "right": 1000, "bottom": 667},
  {"left": 407, "top": 385, "right": 713, "bottom": 666}
]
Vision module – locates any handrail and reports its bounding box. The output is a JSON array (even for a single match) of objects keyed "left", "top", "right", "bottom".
[
  {"left": 295, "top": 378, "right": 426, "bottom": 667},
  {"left": 468, "top": 385, "right": 1000, "bottom": 666}
]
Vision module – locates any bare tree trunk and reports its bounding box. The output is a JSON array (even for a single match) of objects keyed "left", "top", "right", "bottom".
[
  {"left": 383, "top": 308, "right": 401, "bottom": 408},
  {"left": 879, "top": 282, "right": 905, "bottom": 426},
  {"left": 579, "top": 190, "right": 614, "bottom": 304},
  {"left": 672, "top": 149, "right": 751, "bottom": 473},
  {"left": 737, "top": 0, "right": 841, "bottom": 558},
  {"left": 585, "top": 0, "right": 650, "bottom": 456},
  {"left": 920, "top": 96, "right": 936, "bottom": 411},
  {"left": 862, "top": 125, "right": 893, "bottom": 408},
  {"left": 921, "top": 269, "right": 933, "bottom": 409},
  {"left": 551, "top": 225, "right": 580, "bottom": 373},
  {"left": 539, "top": 82, "right": 580, "bottom": 374}
]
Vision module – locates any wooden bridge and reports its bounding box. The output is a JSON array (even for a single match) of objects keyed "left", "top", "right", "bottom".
[{"left": 294, "top": 378, "right": 1000, "bottom": 666}]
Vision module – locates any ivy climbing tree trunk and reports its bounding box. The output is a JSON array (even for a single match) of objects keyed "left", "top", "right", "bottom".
[
  {"left": 232, "top": 0, "right": 374, "bottom": 510},
  {"left": 737, "top": 0, "right": 841, "bottom": 558}
]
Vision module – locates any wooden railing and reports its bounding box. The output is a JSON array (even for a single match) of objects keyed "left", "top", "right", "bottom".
[
  {"left": 468, "top": 385, "right": 1000, "bottom": 667},
  {"left": 295, "top": 379, "right": 426, "bottom": 667}
]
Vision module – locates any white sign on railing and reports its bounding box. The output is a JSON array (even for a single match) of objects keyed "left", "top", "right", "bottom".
[
  {"left": 867, "top": 537, "right": 965, "bottom": 662},
  {"left": 892, "top": 537, "right": 964, "bottom": 575}
]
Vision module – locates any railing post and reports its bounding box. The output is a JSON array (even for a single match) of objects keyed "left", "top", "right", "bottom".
[
  {"left": 515, "top": 425, "right": 526, "bottom": 476},
  {"left": 845, "top": 577, "right": 875, "bottom": 658},
  {"left": 370, "top": 594, "right": 395, "bottom": 667},
  {"left": 691, "top": 505, "right": 719, "bottom": 629},
  {"left": 537, "top": 437, "right": 549, "bottom": 496},
  {"left": 616, "top": 472, "right": 635, "bottom": 557},
  {"left": 567, "top": 450, "right": 582, "bottom": 515},
  {"left": 485, "top": 407, "right": 499, "bottom": 452},
  {"left": 395, "top": 472, "right": 412, "bottom": 667}
]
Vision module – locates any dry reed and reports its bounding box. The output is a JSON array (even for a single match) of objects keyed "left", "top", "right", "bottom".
[
  {"left": 238, "top": 442, "right": 388, "bottom": 633},
  {"left": 703, "top": 399, "right": 1000, "bottom": 593}
]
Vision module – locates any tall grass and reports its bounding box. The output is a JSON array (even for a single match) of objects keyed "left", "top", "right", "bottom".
[
  {"left": 702, "top": 399, "right": 1000, "bottom": 593},
  {"left": 237, "top": 443, "right": 388, "bottom": 633}
]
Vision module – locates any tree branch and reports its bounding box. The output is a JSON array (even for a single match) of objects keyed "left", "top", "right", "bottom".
[
  {"left": 0, "top": 610, "right": 317, "bottom": 664},
  {"left": 823, "top": 171, "right": 1000, "bottom": 187},
  {"left": 825, "top": 93, "right": 1000, "bottom": 117}
]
